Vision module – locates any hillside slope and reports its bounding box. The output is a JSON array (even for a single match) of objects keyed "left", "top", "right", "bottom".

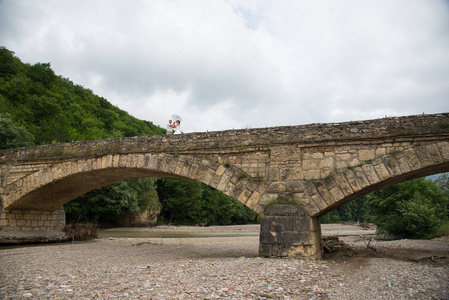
[{"left": 0, "top": 46, "right": 164, "bottom": 146}]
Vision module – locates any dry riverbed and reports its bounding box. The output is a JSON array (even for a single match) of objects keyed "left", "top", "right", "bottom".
[{"left": 1, "top": 224, "right": 448, "bottom": 299}]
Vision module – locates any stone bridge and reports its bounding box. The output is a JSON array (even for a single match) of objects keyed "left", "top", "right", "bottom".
[{"left": 1, "top": 113, "right": 449, "bottom": 259}]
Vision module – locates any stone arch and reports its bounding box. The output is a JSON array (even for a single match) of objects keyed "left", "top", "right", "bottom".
[
  {"left": 301, "top": 141, "right": 449, "bottom": 217},
  {"left": 3, "top": 153, "right": 267, "bottom": 213}
]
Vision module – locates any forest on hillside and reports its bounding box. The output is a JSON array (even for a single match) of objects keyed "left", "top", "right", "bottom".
[
  {"left": 0, "top": 47, "right": 164, "bottom": 144},
  {"left": 1, "top": 47, "right": 448, "bottom": 238}
]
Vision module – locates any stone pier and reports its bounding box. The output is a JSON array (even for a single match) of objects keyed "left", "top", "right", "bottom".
[
  {"left": 0, "top": 202, "right": 66, "bottom": 244},
  {"left": 259, "top": 205, "right": 322, "bottom": 260}
]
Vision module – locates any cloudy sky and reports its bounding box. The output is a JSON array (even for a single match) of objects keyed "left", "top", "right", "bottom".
[{"left": 1, "top": 0, "right": 448, "bottom": 133}]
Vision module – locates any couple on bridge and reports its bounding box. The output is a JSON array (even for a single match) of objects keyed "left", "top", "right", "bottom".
[{"left": 166, "top": 114, "right": 182, "bottom": 135}]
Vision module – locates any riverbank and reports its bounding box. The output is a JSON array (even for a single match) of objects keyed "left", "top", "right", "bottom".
[{"left": 1, "top": 224, "right": 448, "bottom": 299}]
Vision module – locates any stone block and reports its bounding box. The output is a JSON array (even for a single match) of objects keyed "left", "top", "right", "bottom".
[
  {"left": 267, "top": 182, "right": 286, "bottom": 193},
  {"left": 427, "top": 143, "right": 445, "bottom": 163},
  {"left": 265, "top": 205, "right": 306, "bottom": 217},
  {"left": 269, "top": 168, "right": 280, "bottom": 181},
  {"left": 292, "top": 166, "right": 304, "bottom": 180},
  {"left": 280, "top": 168, "right": 292, "bottom": 181},
  {"left": 359, "top": 149, "right": 375, "bottom": 161},
  {"left": 259, "top": 243, "right": 273, "bottom": 257},
  {"left": 193, "top": 164, "right": 208, "bottom": 181},
  {"left": 259, "top": 227, "right": 276, "bottom": 244},
  {"left": 230, "top": 181, "right": 247, "bottom": 199},
  {"left": 304, "top": 200, "right": 320, "bottom": 217},
  {"left": 362, "top": 165, "right": 380, "bottom": 184},
  {"left": 304, "top": 169, "right": 321, "bottom": 180},
  {"left": 238, "top": 189, "right": 252, "bottom": 205},
  {"left": 404, "top": 149, "right": 421, "bottom": 171},
  {"left": 437, "top": 142, "right": 449, "bottom": 161},
  {"left": 333, "top": 174, "right": 353, "bottom": 196},
  {"left": 344, "top": 170, "right": 362, "bottom": 192},
  {"left": 277, "top": 231, "right": 310, "bottom": 246},
  {"left": 314, "top": 182, "right": 334, "bottom": 206},
  {"left": 311, "top": 194, "right": 327, "bottom": 212},
  {"left": 216, "top": 172, "right": 230, "bottom": 192},
  {"left": 352, "top": 166, "right": 370, "bottom": 189},
  {"left": 319, "top": 157, "right": 334, "bottom": 169},
  {"left": 414, "top": 147, "right": 433, "bottom": 167},
  {"left": 271, "top": 244, "right": 288, "bottom": 257},
  {"left": 215, "top": 165, "right": 226, "bottom": 176},
  {"left": 112, "top": 154, "right": 120, "bottom": 168},
  {"left": 323, "top": 180, "right": 344, "bottom": 203},
  {"left": 287, "top": 245, "right": 308, "bottom": 258},
  {"left": 302, "top": 159, "right": 318, "bottom": 170},
  {"left": 373, "top": 163, "right": 390, "bottom": 181},
  {"left": 209, "top": 175, "right": 221, "bottom": 189},
  {"left": 286, "top": 181, "right": 305, "bottom": 193},
  {"left": 245, "top": 191, "right": 261, "bottom": 210},
  {"left": 202, "top": 169, "right": 215, "bottom": 185},
  {"left": 382, "top": 155, "right": 401, "bottom": 176}
]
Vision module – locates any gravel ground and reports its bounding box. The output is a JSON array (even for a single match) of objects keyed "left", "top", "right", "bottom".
[{"left": 1, "top": 224, "right": 448, "bottom": 299}]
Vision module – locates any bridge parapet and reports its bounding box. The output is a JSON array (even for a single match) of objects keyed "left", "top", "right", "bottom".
[{"left": 1, "top": 113, "right": 448, "bottom": 161}]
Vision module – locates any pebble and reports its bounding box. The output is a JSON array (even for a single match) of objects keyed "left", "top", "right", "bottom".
[{"left": 1, "top": 235, "right": 448, "bottom": 299}]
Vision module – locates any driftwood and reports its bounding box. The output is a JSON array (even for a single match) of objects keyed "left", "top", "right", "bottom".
[{"left": 63, "top": 223, "right": 99, "bottom": 242}]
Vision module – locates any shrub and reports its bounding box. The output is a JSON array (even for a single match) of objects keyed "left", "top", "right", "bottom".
[
  {"left": 367, "top": 178, "right": 448, "bottom": 239},
  {"left": 64, "top": 223, "right": 99, "bottom": 241}
]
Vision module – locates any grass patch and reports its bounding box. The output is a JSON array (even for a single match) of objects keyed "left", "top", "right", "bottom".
[
  {"left": 239, "top": 172, "right": 248, "bottom": 179},
  {"left": 428, "top": 222, "right": 449, "bottom": 239}
]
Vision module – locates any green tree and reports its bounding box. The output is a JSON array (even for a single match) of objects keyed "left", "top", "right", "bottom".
[
  {"left": 200, "top": 185, "right": 258, "bottom": 225},
  {"left": 25, "top": 62, "right": 55, "bottom": 88},
  {"left": 366, "top": 178, "right": 448, "bottom": 238},
  {"left": 65, "top": 178, "right": 159, "bottom": 224},
  {"left": 321, "top": 196, "right": 372, "bottom": 224},
  {"left": 0, "top": 47, "right": 20, "bottom": 77},
  {"left": 156, "top": 178, "right": 204, "bottom": 224},
  {"left": 435, "top": 173, "right": 449, "bottom": 199},
  {"left": 0, "top": 113, "right": 34, "bottom": 149},
  {"left": 156, "top": 178, "right": 258, "bottom": 225}
]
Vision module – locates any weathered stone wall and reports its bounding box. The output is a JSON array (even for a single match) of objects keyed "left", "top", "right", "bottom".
[
  {"left": 0, "top": 202, "right": 65, "bottom": 231},
  {"left": 259, "top": 205, "right": 322, "bottom": 260}
]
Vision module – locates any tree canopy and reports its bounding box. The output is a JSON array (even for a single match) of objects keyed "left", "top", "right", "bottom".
[
  {"left": 156, "top": 178, "right": 258, "bottom": 226},
  {"left": 0, "top": 113, "right": 34, "bottom": 149},
  {"left": 366, "top": 177, "right": 448, "bottom": 238},
  {"left": 0, "top": 47, "right": 164, "bottom": 145}
]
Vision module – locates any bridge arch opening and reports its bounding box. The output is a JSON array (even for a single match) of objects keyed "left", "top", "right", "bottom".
[
  {"left": 4, "top": 154, "right": 265, "bottom": 217},
  {"left": 316, "top": 161, "right": 449, "bottom": 218},
  {"left": 320, "top": 171, "right": 449, "bottom": 225}
]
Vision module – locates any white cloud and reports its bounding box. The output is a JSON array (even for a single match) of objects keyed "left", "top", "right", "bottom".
[{"left": 1, "top": 0, "right": 448, "bottom": 132}]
